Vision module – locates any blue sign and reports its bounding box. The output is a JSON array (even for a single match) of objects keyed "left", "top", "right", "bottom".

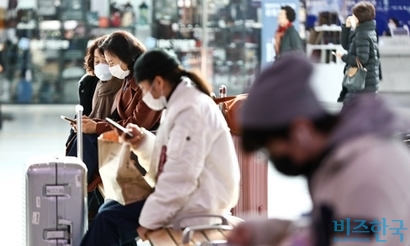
[
  {"left": 333, "top": 218, "right": 408, "bottom": 242},
  {"left": 261, "top": 0, "right": 300, "bottom": 66},
  {"left": 306, "top": 0, "right": 410, "bottom": 36}
]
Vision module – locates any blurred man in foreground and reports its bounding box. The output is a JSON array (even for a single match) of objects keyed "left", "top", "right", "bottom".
[{"left": 228, "top": 54, "right": 410, "bottom": 246}]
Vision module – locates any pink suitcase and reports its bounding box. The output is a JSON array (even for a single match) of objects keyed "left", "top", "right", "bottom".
[
  {"left": 231, "top": 135, "right": 268, "bottom": 217},
  {"left": 218, "top": 85, "right": 268, "bottom": 217}
]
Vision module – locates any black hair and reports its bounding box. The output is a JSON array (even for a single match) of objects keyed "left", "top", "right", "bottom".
[
  {"left": 99, "top": 30, "right": 146, "bottom": 73},
  {"left": 241, "top": 114, "right": 339, "bottom": 152},
  {"left": 133, "top": 49, "right": 212, "bottom": 96},
  {"left": 281, "top": 5, "right": 296, "bottom": 23},
  {"left": 389, "top": 17, "right": 399, "bottom": 27}
]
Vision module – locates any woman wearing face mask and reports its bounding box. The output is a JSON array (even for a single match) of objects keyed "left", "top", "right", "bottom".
[
  {"left": 65, "top": 35, "right": 122, "bottom": 155},
  {"left": 86, "top": 35, "right": 123, "bottom": 119},
  {"left": 274, "top": 5, "right": 303, "bottom": 59},
  {"left": 65, "top": 35, "right": 127, "bottom": 223},
  {"left": 335, "top": 2, "right": 379, "bottom": 105},
  {"left": 67, "top": 31, "right": 161, "bottom": 193},
  {"left": 79, "top": 49, "right": 241, "bottom": 246},
  {"left": 384, "top": 17, "right": 400, "bottom": 36},
  {"left": 81, "top": 30, "right": 162, "bottom": 134}
]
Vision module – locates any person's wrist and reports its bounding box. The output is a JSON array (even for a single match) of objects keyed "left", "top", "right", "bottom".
[
  {"left": 131, "top": 127, "right": 146, "bottom": 149},
  {"left": 93, "top": 121, "right": 97, "bottom": 133}
]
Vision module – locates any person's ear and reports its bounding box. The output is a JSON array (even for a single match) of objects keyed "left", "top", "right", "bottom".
[{"left": 153, "top": 76, "right": 165, "bottom": 91}]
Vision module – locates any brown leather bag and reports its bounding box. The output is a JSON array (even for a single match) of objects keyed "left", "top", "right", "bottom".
[{"left": 214, "top": 94, "right": 248, "bottom": 135}]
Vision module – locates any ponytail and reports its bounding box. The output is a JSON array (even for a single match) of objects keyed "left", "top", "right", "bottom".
[{"left": 181, "top": 69, "right": 212, "bottom": 97}]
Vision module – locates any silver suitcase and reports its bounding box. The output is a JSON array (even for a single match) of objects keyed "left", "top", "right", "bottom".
[{"left": 26, "top": 105, "right": 88, "bottom": 246}]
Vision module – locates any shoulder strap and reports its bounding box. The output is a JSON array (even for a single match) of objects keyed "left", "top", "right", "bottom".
[{"left": 214, "top": 96, "right": 236, "bottom": 104}]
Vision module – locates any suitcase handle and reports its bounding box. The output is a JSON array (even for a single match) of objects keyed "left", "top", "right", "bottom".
[
  {"left": 59, "top": 219, "right": 73, "bottom": 246},
  {"left": 43, "top": 219, "right": 73, "bottom": 245},
  {"left": 75, "top": 105, "right": 83, "bottom": 161},
  {"left": 182, "top": 225, "right": 233, "bottom": 244},
  {"left": 172, "top": 214, "right": 229, "bottom": 230}
]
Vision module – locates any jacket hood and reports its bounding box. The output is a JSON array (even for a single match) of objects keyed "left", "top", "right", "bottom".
[{"left": 328, "top": 95, "right": 410, "bottom": 148}]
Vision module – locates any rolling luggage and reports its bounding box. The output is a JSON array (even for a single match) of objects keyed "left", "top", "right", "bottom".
[
  {"left": 217, "top": 85, "right": 268, "bottom": 217},
  {"left": 26, "top": 105, "right": 87, "bottom": 246}
]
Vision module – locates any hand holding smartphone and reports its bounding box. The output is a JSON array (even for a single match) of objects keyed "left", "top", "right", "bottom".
[
  {"left": 105, "top": 117, "right": 134, "bottom": 138},
  {"left": 60, "top": 115, "right": 76, "bottom": 124}
]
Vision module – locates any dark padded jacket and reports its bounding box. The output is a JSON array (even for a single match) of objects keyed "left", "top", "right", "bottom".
[
  {"left": 278, "top": 26, "right": 304, "bottom": 57},
  {"left": 65, "top": 74, "right": 99, "bottom": 147},
  {"left": 78, "top": 74, "right": 99, "bottom": 116},
  {"left": 341, "top": 20, "right": 379, "bottom": 92}
]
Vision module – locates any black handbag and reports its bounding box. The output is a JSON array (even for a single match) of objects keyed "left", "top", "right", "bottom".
[{"left": 342, "top": 58, "right": 367, "bottom": 91}]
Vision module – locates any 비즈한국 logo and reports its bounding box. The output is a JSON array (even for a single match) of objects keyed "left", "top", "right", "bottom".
[{"left": 332, "top": 218, "right": 408, "bottom": 242}]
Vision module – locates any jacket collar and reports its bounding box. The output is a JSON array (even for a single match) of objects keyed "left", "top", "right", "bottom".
[
  {"left": 355, "top": 20, "right": 376, "bottom": 31},
  {"left": 124, "top": 75, "right": 138, "bottom": 91},
  {"left": 167, "top": 78, "right": 192, "bottom": 107}
]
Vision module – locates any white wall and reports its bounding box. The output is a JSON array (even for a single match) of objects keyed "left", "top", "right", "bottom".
[{"left": 268, "top": 163, "right": 313, "bottom": 220}]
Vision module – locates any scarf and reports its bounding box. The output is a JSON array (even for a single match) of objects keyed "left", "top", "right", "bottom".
[
  {"left": 275, "top": 22, "right": 293, "bottom": 55},
  {"left": 88, "top": 77, "right": 123, "bottom": 119}
]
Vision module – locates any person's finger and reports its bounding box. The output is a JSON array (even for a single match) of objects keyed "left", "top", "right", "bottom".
[
  {"left": 137, "top": 227, "right": 148, "bottom": 241},
  {"left": 140, "top": 232, "right": 147, "bottom": 241},
  {"left": 120, "top": 125, "right": 144, "bottom": 146}
]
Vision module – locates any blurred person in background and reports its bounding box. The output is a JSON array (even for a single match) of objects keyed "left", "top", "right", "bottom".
[
  {"left": 227, "top": 54, "right": 410, "bottom": 246},
  {"left": 335, "top": 2, "right": 379, "bottom": 105},
  {"left": 274, "top": 5, "right": 303, "bottom": 59},
  {"left": 383, "top": 17, "right": 400, "bottom": 36}
]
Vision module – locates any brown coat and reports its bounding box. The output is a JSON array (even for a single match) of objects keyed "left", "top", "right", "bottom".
[{"left": 95, "top": 76, "right": 161, "bottom": 134}]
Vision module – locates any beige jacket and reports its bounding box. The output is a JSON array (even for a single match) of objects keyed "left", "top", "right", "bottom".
[
  {"left": 238, "top": 96, "right": 410, "bottom": 246},
  {"left": 310, "top": 134, "right": 410, "bottom": 246}
]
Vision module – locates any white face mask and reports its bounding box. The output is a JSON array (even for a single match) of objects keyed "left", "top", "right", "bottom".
[
  {"left": 142, "top": 90, "right": 167, "bottom": 111},
  {"left": 109, "top": 63, "right": 130, "bottom": 79},
  {"left": 388, "top": 23, "right": 397, "bottom": 30},
  {"left": 94, "top": 63, "right": 112, "bottom": 81}
]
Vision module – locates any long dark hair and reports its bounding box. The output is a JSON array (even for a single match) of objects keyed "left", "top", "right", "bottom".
[
  {"left": 99, "top": 30, "right": 146, "bottom": 73},
  {"left": 133, "top": 49, "right": 212, "bottom": 96}
]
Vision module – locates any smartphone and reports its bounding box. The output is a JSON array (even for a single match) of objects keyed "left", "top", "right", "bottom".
[
  {"left": 60, "top": 115, "right": 76, "bottom": 124},
  {"left": 105, "top": 117, "right": 134, "bottom": 138}
]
